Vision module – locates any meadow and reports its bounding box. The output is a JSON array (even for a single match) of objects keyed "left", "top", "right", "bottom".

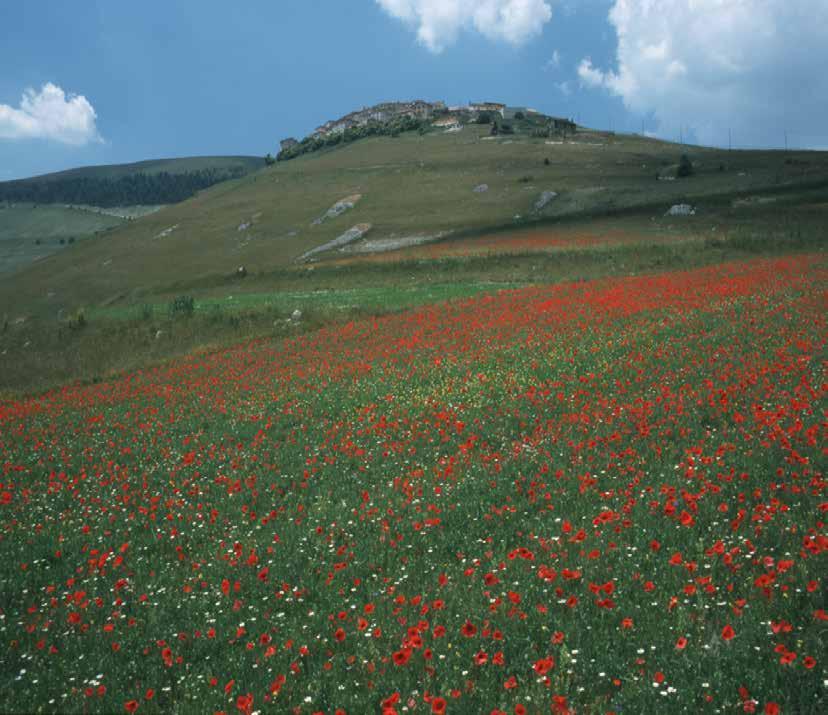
[
  {"left": 1, "top": 254, "right": 824, "bottom": 714},
  {"left": 3, "top": 125, "right": 827, "bottom": 318},
  {"left": 0, "top": 203, "right": 125, "bottom": 276}
]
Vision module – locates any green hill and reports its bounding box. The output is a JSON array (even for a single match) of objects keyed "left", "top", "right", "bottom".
[
  {"left": 0, "top": 156, "right": 265, "bottom": 275},
  {"left": 0, "top": 155, "right": 265, "bottom": 207},
  {"left": 3, "top": 124, "right": 826, "bottom": 314},
  {"left": 1, "top": 122, "right": 826, "bottom": 393},
  {"left": 11, "top": 155, "right": 265, "bottom": 183},
  {"left": 0, "top": 203, "right": 127, "bottom": 276}
]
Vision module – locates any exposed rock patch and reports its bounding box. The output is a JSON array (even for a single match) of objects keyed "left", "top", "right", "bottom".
[
  {"left": 154, "top": 225, "right": 178, "bottom": 239},
  {"left": 343, "top": 231, "right": 451, "bottom": 254},
  {"left": 533, "top": 191, "right": 558, "bottom": 213},
  {"left": 297, "top": 223, "right": 372, "bottom": 262},
  {"left": 666, "top": 204, "right": 696, "bottom": 216},
  {"left": 312, "top": 194, "right": 362, "bottom": 225}
]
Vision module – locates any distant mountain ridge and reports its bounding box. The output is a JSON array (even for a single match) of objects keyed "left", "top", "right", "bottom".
[{"left": 0, "top": 156, "right": 265, "bottom": 208}]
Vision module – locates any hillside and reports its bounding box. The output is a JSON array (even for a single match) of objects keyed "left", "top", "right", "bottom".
[
  {"left": 0, "top": 203, "right": 128, "bottom": 276},
  {"left": 0, "top": 121, "right": 826, "bottom": 393},
  {"left": 0, "top": 155, "right": 265, "bottom": 207},
  {"left": 2, "top": 124, "right": 826, "bottom": 316},
  {"left": 0, "top": 156, "right": 265, "bottom": 275}
]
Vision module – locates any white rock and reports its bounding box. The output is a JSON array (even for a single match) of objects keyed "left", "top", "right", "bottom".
[
  {"left": 291, "top": 309, "right": 302, "bottom": 322},
  {"left": 534, "top": 191, "right": 558, "bottom": 212},
  {"left": 666, "top": 204, "right": 696, "bottom": 216}
]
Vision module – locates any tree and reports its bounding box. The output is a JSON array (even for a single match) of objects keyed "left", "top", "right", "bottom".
[
  {"left": 677, "top": 154, "right": 694, "bottom": 178},
  {"left": 264, "top": 153, "right": 276, "bottom": 166}
]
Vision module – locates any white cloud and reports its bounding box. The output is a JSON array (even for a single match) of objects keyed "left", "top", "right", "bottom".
[
  {"left": 579, "top": 0, "right": 828, "bottom": 147},
  {"left": 544, "top": 49, "right": 561, "bottom": 71},
  {"left": 376, "top": 0, "right": 553, "bottom": 53},
  {"left": 577, "top": 57, "right": 609, "bottom": 89},
  {"left": 0, "top": 83, "right": 100, "bottom": 145}
]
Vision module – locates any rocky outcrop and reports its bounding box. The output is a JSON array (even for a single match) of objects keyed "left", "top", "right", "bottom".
[
  {"left": 666, "top": 204, "right": 696, "bottom": 216},
  {"left": 534, "top": 191, "right": 558, "bottom": 212},
  {"left": 312, "top": 195, "right": 362, "bottom": 225},
  {"left": 297, "top": 223, "right": 372, "bottom": 262}
]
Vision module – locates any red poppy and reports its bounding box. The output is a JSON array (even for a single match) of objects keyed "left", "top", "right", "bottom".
[
  {"left": 721, "top": 624, "right": 735, "bottom": 641},
  {"left": 431, "top": 696, "right": 447, "bottom": 714},
  {"left": 460, "top": 621, "right": 477, "bottom": 637},
  {"left": 533, "top": 657, "right": 554, "bottom": 675},
  {"left": 124, "top": 702, "right": 139, "bottom": 714}
]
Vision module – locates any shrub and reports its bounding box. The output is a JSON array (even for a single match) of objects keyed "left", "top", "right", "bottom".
[
  {"left": 264, "top": 153, "right": 276, "bottom": 166},
  {"left": 168, "top": 295, "right": 195, "bottom": 318},
  {"left": 677, "top": 154, "right": 694, "bottom": 178},
  {"left": 477, "top": 111, "right": 493, "bottom": 125},
  {"left": 514, "top": 111, "right": 525, "bottom": 121},
  {"left": 66, "top": 308, "right": 87, "bottom": 330}
]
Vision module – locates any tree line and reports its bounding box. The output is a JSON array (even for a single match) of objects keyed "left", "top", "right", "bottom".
[
  {"left": 0, "top": 167, "right": 249, "bottom": 207},
  {"left": 277, "top": 115, "right": 432, "bottom": 161}
]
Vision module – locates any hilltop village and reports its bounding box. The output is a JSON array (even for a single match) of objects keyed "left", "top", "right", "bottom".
[{"left": 278, "top": 100, "right": 576, "bottom": 159}]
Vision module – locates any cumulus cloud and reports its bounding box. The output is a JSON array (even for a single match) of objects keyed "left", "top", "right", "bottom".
[
  {"left": 579, "top": 0, "right": 828, "bottom": 147},
  {"left": 0, "top": 83, "right": 100, "bottom": 145},
  {"left": 577, "top": 57, "right": 609, "bottom": 89},
  {"left": 376, "top": 0, "right": 553, "bottom": 53}
]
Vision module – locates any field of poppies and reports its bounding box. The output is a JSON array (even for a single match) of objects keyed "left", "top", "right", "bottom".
[{"left": 0, "top": 254, "right": 825, "bottom": 714}]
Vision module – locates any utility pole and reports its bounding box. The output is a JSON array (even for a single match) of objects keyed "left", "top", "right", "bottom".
[
  {"left": 784, "top": 129, "right": 788, "bottom": 152},
  {"left": 728, "top": 127, "right": 732, "bottom": 152}
]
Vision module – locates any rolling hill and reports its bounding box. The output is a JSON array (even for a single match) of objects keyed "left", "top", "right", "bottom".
[
  {"left": 0, "top": 155, "right": 265, "bottom": 207},
  {"left": 1, "top": 121, "right": 826, "bottom": 393},
  {"left": 0, "top": 156, "right": 265, "bottom": 275},
  {"left": 2, "top": 124, "right": 826, "bottom": 316}
]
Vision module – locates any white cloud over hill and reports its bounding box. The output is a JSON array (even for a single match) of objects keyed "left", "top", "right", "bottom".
[
  {"left": 579, "top": 0, "right": 828, "bottom": 147},
  {"left": 376, "top": 0, "right": 553, "bottom": 53},
  {"left": 0, "top": 83, "right": 100, "bottom": 145}
]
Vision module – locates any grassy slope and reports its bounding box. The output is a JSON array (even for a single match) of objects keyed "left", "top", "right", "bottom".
[
  {"left": 0, "top": 204, "right": 125, "bottom": 275},
  {"left": 0, "top": 126, "right": 826, "bottom": 395},
  {"left": 5, "top": 155, "right": 265, "bottom": 184},
  {"left": 2, "top": 126, "right": 827, "bottom": 317},
  {"left": 0, "top": 156, "right": 266, "bottom": 278}
]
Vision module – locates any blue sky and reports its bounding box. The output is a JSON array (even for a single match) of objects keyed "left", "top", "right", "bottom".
[{"left": 1, "top": 0, "right": 825, "bottom": 180}]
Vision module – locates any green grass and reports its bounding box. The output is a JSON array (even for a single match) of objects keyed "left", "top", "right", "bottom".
[
  {"left": 0, "top": 203, "right": 126, "bottom": 275},
  {"left": 0, "top": 255, "right": 824, "bottom": 714},
  {"left": 3, "top": 125, "right": 826, "bottom": 320},
  {"left": 1, "top": 224, "right": 823, "bottom": 397},
  {"left": 89, "top": 282, "right": 526, "bottom": 321}
]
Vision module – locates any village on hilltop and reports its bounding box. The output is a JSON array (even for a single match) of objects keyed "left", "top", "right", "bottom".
[{"left": 279, "top": 100, "right": 576, "bottom": 155}]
